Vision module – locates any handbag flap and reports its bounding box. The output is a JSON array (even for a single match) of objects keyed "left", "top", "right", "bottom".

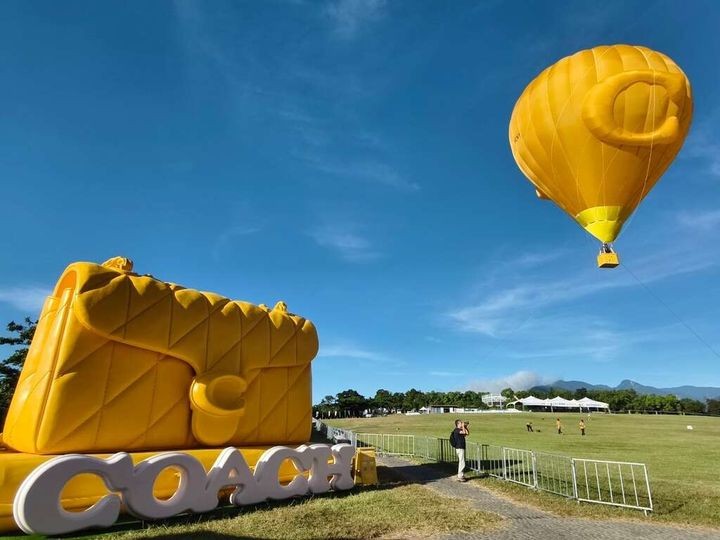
[{"left": 70, "top": 262, "right": 319, "bottom": 376}]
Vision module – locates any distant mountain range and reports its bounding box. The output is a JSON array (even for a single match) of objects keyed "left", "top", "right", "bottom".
[{"left": 529, "top": 379, "right": 720, "bottom": 401}]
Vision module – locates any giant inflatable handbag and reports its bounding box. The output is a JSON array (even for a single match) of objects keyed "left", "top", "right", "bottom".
[{"left": 2, "top": 257, "right": 319, "bottom": 455}]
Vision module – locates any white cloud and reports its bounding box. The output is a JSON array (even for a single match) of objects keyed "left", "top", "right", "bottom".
[
  {"left": 449, "top": 280, "right": 615, "bottom": 337},
  {"left": 683, "top": 124, "right": 720, "bottom": 178},
  {"left": 318, "top": 343, "right": 403, "bottom": 366},
  {"left": 677, "top": 209, "right": 720, "bottom": 231},
  {"left": 429, "top": 371, "right": 462, "bottom": 377},
  {"left": 514, "top": 249, "right": 568, "bottom": 267},
  {"left": 298, "top": 152, "right": 419, "bottom": 192},
  {"left": 310, "top": 223, "right": 380, "bottom": 262},
  {"left": 212, "top": 225, "right": 262, "bottom": 260},
  {"left": 465, "top": 370, "right": 554, "bottom": 393},
  {"left": 448, "top": 245, "right": 719, "bottom": 338},
  {"left": 499, "top": 319, "right": 685, "bottom": 363},
  {"left": 319, "top": 344, "right": 382, "bottom": 361},
  {"left": 0, "top": 286, "right": 51, "bottom": 313},
  {"left": 324, "top": 0, "right": 386, "bottom": 39}
]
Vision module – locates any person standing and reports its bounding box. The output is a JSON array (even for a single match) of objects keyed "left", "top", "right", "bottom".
[
  {"left": 526, "top": 421, "right": 534, "bottom": 432},
  {"left": 556, "top": 418, "right": 562, "bottom": 435},
  {"left": 451, "top": 419, "right": 469, "bottom": 481},
  {"left": 579, "top": 419, "right": 586, "bottom": 436}
]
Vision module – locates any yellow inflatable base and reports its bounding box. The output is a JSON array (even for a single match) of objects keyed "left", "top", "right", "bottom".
[{"left": 0, "top": 446, "right": 301, "bottom": 533}]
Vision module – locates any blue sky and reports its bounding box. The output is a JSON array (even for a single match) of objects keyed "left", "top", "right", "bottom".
[{"left": 1, "top": 0, "right": 720, "bottom": 401}]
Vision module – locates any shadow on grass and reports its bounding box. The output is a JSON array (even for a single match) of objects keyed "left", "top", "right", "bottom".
[
  {"left": 378, "top": 456, "right": 496, "bottom": 485},
  {"left": 61, "top": 466, "right": 406, "bottom": 540}
]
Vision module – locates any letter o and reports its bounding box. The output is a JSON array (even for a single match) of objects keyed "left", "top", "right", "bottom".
[{"left": 122, "top": 453, "right": 207, "bottom": 519}]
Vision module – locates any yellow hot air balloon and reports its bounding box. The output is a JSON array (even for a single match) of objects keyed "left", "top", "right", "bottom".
[{"left": 509, "top": 44, "right": 693, "bottom": 268}]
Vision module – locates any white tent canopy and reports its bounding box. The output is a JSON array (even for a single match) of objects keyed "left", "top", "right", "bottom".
[
  {"left": 509, "top": 395, "right": 609, "bottom": 410},
  {"left": 577, "top": 397, "right": 610, "bottom": 409}
]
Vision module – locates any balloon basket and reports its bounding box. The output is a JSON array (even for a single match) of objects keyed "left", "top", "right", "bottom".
[{"left": 597, "top": 252, "right": 620, "bottom": 268}]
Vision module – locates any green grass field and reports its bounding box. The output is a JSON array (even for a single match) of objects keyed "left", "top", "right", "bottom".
[
  {"left": 65, "top": 467, "right": 500, "bottom": 540},
  {"left": 327, "top": 412, "right": 720, "bottom": 528}
]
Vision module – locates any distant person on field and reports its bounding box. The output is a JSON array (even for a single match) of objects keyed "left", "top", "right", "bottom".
[
  {"left": 579, "top": 419, "right": 586, "bottom": 436},
  {"left": 450, "top": 419, "right": 469, "bottom": 481},
  {"left": 556, "top": 418, "right": 562, "bottom": 435},
  {"left": 526, "top": 421, "right": 534, "bottom": 432}
]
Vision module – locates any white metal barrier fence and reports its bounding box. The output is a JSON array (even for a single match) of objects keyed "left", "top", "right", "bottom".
[
  {"left": 312, "top": 420, "right": 653, "bottom": 514},
  {"left": 535, "top": 451, "right": 574, "bottom": 498},
  {"left": 355, "top": 433, "right": 415, "bottom": 456},
  {"left": 478, "top": 443, "right": 504, "bottom": 478},
  {"left": 572, "top": 458, "right": 653, "bottom": 515},
  {"left": 503, "top": 447, "right": 536, "bottom": 488}
]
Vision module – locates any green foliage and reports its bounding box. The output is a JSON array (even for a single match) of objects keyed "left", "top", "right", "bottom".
[
  {"left": 0, "top": 318, "right": 36, "bottom": 420},
  {"left": 315, "top": 385, "right": 710, "bottom": 417},
  {"left": 707, "top": 399, "right": 720, "bottom": 415},
  {"left": 335, "top": 389, "right": 368, "bottom": 415},
  {"left": 679, "top": 398, "right": 705, "bottom": 414}
]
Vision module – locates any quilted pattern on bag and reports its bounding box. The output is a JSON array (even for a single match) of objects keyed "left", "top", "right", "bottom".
[{"left": 2, "top": 260, "right": 318, "bottom": 455}]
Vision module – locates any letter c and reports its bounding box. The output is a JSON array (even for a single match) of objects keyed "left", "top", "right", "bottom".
[
  {"left": 582, "top": 70, "right": 688, "bottom": 146},
  {"left": 13, "top": 453, "right": 133, "bottom": 536}
]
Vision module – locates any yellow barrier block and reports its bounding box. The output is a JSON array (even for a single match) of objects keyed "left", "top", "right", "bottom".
[{"left": 353, "top": 447, "right": 378, "bottom": 486}]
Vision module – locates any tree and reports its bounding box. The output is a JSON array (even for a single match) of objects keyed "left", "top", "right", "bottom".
[
  {"left": 371, "top": 389, "right": 392, "bottom": 412},
  {"left": 707, "top": 399, "right": 720, "bottom": 416},
  {"left": 678, "top": 398, "right": 704, "bottom": 414},
  {"left": 461, "top": 390, "right": 480, "bottom": 408},
  {"left": 403, "top": 388, "right": 426, "bottom": 411},
  {"left": 315, "top": 395, "right": 337, "bottom": 417},
  {"left": 500, "top": 387, "right": 515, "bottom": 400},
  {"left": 335, "top": 389, "right": 368, "bottom": 417},
  {"left": 0, "top": 318, "right": 36, "bottom": 421}
]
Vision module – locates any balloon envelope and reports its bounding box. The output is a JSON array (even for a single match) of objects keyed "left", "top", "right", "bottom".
[{"left": 509, "top": 44, "right": 693, "bottom": 244}]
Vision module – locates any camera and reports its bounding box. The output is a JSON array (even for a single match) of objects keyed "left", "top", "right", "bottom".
[{"left": 463, "top": 421, "right": 470, "bottom": 427}]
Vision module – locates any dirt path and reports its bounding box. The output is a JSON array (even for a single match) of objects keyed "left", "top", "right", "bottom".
[{"left": 378, "top": 455, "right": 720, "bottom": 540}]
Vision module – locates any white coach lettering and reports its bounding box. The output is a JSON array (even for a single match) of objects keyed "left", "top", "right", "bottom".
[
  {"left": 13, "top": 453, "right": 133, "bottom": 536},
  {"left": 202, "top": 447, "right": 263, "bottom": 508},
  {"left": 121, "top": 452, "right": 208, "bottom": 519},
  {"left": 306, "top": 444, "right": 356, "bottom": 492},
  {"left": 253, "top": 446, "right": 313, "bottom": 499},
  {"left": 13, "top": 444, "right": 355, "bottom": 535}
]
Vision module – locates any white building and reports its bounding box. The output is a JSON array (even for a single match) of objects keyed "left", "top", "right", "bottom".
[
  {"left": 428, "top": 405, "right": 485, "bottom": 414},
  {"left": 482, "top": 394, "right": 507, "bottom": 408}
]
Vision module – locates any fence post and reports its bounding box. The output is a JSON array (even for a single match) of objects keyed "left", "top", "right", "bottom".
[
  {"left": 571, "top": 458, "right": 579, "bottom": 502},
  {"left": 531, "top": 451, "right": 538, "bottom": 489},
  {"left": 502, "top": 447, "right": 507, "bottom": 481},
  {"left": 643, "top": 464, "right": 653, "bottom": 514}
]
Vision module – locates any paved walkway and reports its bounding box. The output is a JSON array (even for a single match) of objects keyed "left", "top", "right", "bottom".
[{"left": 378, "top": 455, "right": 720, "bottom": 540}]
